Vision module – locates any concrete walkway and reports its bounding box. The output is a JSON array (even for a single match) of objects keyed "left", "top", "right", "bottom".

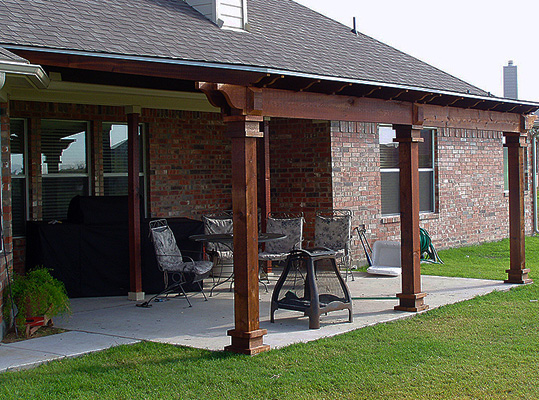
[{"left": 0, "top": 273, "right": 517, "bottom": 373}]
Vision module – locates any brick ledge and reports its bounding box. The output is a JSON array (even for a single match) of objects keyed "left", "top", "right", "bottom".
[{"left": 381, "top": 213, "right": 440, "bottom": 225}]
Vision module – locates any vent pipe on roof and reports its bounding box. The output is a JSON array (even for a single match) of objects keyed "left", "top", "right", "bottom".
[
  {"left": 185, "top": 0, "right": 249, "bottom": 31},
  {"left": 351, "top": 17, "right": 358, "bottom": 35}
]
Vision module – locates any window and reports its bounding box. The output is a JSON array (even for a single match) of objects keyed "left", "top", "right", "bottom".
[
  {"left": 380, "top": 126, "right": 435, "bottom": 215},
  {"left": 11, "top": 119, "right": 27, "bottom": 236},
  {"left": 102, "top": 123, "right": 146, "bottom": 207},
  {"left": 41, "top": 120, "right": 89, "bottom": 221}
]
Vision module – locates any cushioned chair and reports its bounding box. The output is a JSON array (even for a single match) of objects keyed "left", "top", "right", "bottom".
[
  {"left": 315, "top": 209, "right": 353, "bottom": 281},
  {"left": 258, "top": 212, "right": 304, "bottom": 263},
  {"left": 137, "top": 219, "right": 212, "bottom": 307}
]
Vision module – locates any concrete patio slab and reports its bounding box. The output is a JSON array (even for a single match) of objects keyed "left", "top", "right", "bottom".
[
  {"left": 0, "top": 273, "right": 519, "bottom": 373},
  {"left": 0, "top": 331, "right": 138, "bottom": 373}
]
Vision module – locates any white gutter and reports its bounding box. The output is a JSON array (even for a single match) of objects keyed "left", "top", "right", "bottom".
[
  {"left": 0, "top": 59, "right": 50, "bottom": 89},
  {"left": 4, "top": 44, "right": 539, "bottom": 111}
]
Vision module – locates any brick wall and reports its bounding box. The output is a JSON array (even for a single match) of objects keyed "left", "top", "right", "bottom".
[
  {"left": 329, "top": 122, "right": 534, "bottom": 265},
  {"left": 4, "top": 101, "right": 535, "bottom": 275},
  {"left": 8, "top": 101, "right": 232, "bottom": 278},
  {"left": 146, "top": 109, "right": 231, "bottom": 218},
  {"left": 330, "top": 121, "right": 381, "bottom": 261},
  {"left": 9, "top": 102, "right": 231, "bottom": 221},
  {"left": 268, "top": 118, "right": 333, "bottom": 240}
]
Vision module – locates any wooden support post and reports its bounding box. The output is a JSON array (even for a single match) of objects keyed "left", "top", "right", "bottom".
[
  {"left": 393, "top": 125, "right": 428, "bottom": 312},
  {"left": 126, "top": 106, "right": 144, "bottom": 301},
  {"left": 259, "top": 119, "right": 272, "bottom": 273},
  {"left": 224, "top": 115, "right": 270, "bottom": 355},
  {"left": 504, "top": 132, "right": 532, "bottom": 284}
]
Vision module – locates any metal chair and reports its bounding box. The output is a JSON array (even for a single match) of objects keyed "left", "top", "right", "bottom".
[
  {"left": 137, "top": 219, "right": 212, "bottom": 307},
  {"left": 258, "top": 212, "right": 304, "bottom": 289},
  {"left": 258, "top": 212, "right": 304, "bottom": 263},
  {"left": 202, "top": 210, "right": 234, "bottom": 293},
  {"left": 314, "top": 209, "right": 354, "bottom": 281}
]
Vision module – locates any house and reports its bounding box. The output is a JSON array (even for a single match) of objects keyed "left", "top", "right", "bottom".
[{"left": 0, "top": 0, "right": 537, "bottom": 353}]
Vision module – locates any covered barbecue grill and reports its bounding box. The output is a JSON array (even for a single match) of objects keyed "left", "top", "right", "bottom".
[{"left": 270, "top": 248, "right": 353, "bottom": 329}]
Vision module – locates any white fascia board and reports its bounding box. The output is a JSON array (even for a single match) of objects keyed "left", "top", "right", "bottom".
[
  {"left": 11, "top": 80, "right": 219, "bottom": 112},
  {"left": 0, "top": 60, "right": 50, "bottom": 89}
]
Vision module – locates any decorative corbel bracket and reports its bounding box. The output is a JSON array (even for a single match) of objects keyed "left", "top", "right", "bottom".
[{"left": 196, "top": 82, "right": 262, "bottom": 117}]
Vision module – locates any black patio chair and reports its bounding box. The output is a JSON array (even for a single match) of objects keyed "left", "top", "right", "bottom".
[{"left": 137, "top": 219, "right": 212, "bottom": 307}]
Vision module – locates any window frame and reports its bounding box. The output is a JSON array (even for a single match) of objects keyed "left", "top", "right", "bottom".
[
  {"left": 379, "top": 125, "right": 436, "bottom": 216},
  {"left": 40, "top": 119, "right": 91, "bottom": 221},
  {"left": 102, "top": 122, "right": 147, "bottom": 215},
  {"left": 10, "top": 118, "right": 29, "bottom": 238}
]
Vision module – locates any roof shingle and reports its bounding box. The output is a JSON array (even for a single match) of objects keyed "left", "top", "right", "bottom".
[{"left": 0, "top": 0, "right": 488, "bottom": 96}]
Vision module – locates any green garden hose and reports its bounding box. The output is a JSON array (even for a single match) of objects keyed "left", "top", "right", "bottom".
[{"left": 420, "top": 227, "right": 443, "bottom": 264}]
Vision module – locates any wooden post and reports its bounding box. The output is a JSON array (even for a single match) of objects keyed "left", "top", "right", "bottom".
[
  {"left": 393, "top": 124, "right": 428, "bottom": 312},
  {"left": 259, "top": 119, "right": 272, "bottom": 273},
  {"left": 504, "top": 132, "right": 532, "bottom": 284},
  {"left": 224, "top": 115, "right": 270, "bottom": 355},
  {"left": 126, "top": 106, "right": 144, "bottom": 301}
]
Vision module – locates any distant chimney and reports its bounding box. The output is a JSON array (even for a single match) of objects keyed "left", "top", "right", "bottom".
[
  {"left": 185, "top": 0, "right": 249, "bottom": 31},
  {"left": 503, "top": 60, "right": 518, "bottom": 99}
]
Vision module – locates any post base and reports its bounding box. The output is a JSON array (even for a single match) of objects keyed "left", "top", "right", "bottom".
[
  {"left": 505, "top": 269, "right": 533, "bottom": 284},
  {"left": 394, "top": 292, "right": 429, "bottom": 312},
  {"left": 225, "top": 328, "right": 270, "bottom": 355},
  {"left": 128, "top": 291, "right": 145, "bottom": 301}
]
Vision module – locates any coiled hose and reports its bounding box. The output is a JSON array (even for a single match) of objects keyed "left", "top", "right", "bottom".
[{"left": 420, "top": 227, "right": 443, "bottom": 264}]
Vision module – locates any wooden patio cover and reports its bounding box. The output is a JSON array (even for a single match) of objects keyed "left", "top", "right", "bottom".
[
  {"left": 14, "top": 50, "right": 536, "bottom": 355},
  {"left": 193, "top": 82, "right": 535, "bottom": 354}
]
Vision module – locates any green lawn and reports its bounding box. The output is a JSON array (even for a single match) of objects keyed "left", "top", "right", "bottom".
[
  {"left": 422, "top": 236, "right": 539, "bottom": 281},
  {"left": 1, "top": 237, "right": 539, "bottom": 399}
]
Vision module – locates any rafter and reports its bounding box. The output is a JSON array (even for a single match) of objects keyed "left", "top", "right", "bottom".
[{"left": 299, "top": 79, "right": 320, "bottom": 92}]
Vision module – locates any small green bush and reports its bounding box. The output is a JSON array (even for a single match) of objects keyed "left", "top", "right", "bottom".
[{"left": 3, "top": 267, "right": 71, "bottom": 330}]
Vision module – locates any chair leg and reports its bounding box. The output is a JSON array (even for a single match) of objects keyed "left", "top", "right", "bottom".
[
  {"left": 177, "top": 282, "right": 192, "bottom": 307},
  {"left": 197, "top": 280, "right": 208, "bottom": 301},
  {"left": 136, "top": 272, "right": 194, "bottom": 307}
]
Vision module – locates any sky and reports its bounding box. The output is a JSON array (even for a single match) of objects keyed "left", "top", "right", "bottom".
[{"left": 293, "top": 0, "right": 539, "bottom": 102}]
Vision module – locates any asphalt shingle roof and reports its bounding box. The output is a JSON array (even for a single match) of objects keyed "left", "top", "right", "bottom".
[
  {"left": 0, "top": 46, "right": 29, "bottom": 63},
  {"left": 0, "top": 0, "right": 488, "bottom": 96}
]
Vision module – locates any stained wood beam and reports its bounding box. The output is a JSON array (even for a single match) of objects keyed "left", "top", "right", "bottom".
[
  {"left": 225, "top": 115, "right": 270, "bottom": 355},
  {"left": 259, "top": 120, "right": 272, "bottom": 273},
  {"left": 504, "top": 132, "right": 532, "bottom": 284},
  {"left": 126, "top": 106, "right": 144, "bottom": 301},
  {"left": 197, "top": 83, "right": 531, "bottom": 133},
  {"left": 393, "top": 125, "right": 428, "bottom": 312}
]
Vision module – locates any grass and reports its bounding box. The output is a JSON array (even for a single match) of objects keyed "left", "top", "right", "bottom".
[
  {"left": 1, "top": 237, "right": 539, "bottom": 399},
  {"left": 422, "top": 236, "right": 539, "bottom": 281}
]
